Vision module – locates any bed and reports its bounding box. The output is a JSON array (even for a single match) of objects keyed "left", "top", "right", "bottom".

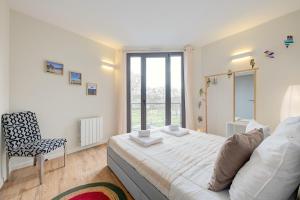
[{"left": 107, "top": 130, "right": 230, "bottom": 200}]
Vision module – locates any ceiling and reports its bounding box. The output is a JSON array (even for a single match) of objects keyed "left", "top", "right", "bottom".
[{"left": 8, "top": 0, "right": 300, "bottom": 49}]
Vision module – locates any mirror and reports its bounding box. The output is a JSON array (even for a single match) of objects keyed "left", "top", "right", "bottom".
[
  {"left": 234, "top": 71, "right": 256, "bottom": 121},
  {"left": 204, "top": 69, "right": 257, "bottom": 134}
]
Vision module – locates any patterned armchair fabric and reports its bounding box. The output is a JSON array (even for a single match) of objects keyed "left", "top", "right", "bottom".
[{"left": 1, "top": 111, "right": 66, "bottom": 158}]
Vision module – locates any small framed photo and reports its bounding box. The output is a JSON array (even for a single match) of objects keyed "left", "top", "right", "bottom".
[
  {"left": 69, "top": 71, "right": 82, "bottom": 85},
  {"left": 87, "top": 83, "right": 97, "bottom": 96},
  {"left": 46, "top": 61, "right": 64, "bottom": 75}
]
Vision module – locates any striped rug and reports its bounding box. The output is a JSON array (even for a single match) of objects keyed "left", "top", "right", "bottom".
[{"left": 52, "top": 182, "right": 127, "bottom": 200}]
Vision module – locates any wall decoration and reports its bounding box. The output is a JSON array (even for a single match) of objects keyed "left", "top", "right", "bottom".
[
  {"left": 211, "top": 76, "right": 218, "bottom": 85},
  {"left": 87, "top": 83, "right": 97, "bottom": 96},
  {"left": 198, "top": 116, "right": 203, "bottom": 123},
  {"left": 264, "top": 50, "right": 275, "bottom": 58},
  {"left": 250, "top": 59, "right": 255, "bottom": 69},
  {"left": 227, "top": 70, "right": 233, "bottom": 78},
  {"left": 69, "top": 71, "right": 82, "bottom": 85},
  {"left": 284, "top": 35, "right": 294, "bottom": 48},
  {"left": 197, "top": 88, "right": 206, "bottom": 123},
  {"left": 46, "top": 61, "right": 64, "bottom": 75},
  {"left": 206, "top": 77, "right": 211, "bottom": 87}
]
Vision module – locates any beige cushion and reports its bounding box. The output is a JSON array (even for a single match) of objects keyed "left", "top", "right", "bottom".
[{"left": 208, "top": 129, "right": 263, "bottom": 191}]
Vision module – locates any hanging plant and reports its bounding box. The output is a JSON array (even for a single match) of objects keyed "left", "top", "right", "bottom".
[
  {"left": 206, "top": 78, "right": 211, "bottom": 87},
  {"left": 198, "top": 101, "right": 202, "bottom": 109},
  {"left": 198, "top": 116, "right": 203, "bottom": 123},
  {"left": 199, "top": 88, "right": 204, "bottom": 96},
  {"left": 250, "top": 59, "right": 255, "bottom": 69},
  {"left": 197, "top": 88, "right": 206, "bottom": 123}
]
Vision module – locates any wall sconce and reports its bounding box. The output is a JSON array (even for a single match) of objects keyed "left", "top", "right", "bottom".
[
  {"left": 101, "top": 59, "right": 115, "bottom": 70},
  {"left": 102, "top": 65, "right": 114, "bottom": 70},
  {"left": 231, "top": 51, "right": 253, "bottom": 63}
]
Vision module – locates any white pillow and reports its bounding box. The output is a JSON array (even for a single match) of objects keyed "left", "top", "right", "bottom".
[
  {"left": 273, "top": 116, "right": 300, "bottom": 142},
  {"left": 229, "top": 134, "right": 300, "bottom": 200},
  {"left": 246, "top": 120, "right": 271, "bottom": 138}
]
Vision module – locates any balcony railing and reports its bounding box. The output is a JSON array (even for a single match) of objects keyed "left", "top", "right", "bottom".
[{"left": 131, "top": 102, "right": 181, "bottom": 130}]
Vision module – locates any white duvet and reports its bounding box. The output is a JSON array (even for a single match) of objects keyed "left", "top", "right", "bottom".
[{"left": 109, "top": 130, "right": 230, "bottom": 200}]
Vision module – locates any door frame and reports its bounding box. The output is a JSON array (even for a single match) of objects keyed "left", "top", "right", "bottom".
[{"left": 126, "top": 52, "right": 185, "bottom": 132}]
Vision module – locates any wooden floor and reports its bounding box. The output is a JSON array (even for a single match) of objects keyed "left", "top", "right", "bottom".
[{"left": 0, "top": 145, "right": 133, "bottom": 200}]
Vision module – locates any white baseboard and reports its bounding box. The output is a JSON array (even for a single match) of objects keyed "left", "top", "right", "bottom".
[
  {"left": 10, "top": 140, "right": 108, "bottom": 171},
  {"left": 0, "top": 177, "right": 3, "bottom": 189}
]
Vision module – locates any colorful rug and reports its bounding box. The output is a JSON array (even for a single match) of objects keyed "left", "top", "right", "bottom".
[{"left": 52, "top": 182, "right": 127, "bottom": 200}]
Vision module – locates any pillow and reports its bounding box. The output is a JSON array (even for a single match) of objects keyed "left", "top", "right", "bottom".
[
  {"left": 246, "top": 120, "right": 271, "bottom": 138},
  {"left": 229, "top": 134, "right": 300, "bottom": 200},
  {"left": 208, "top": 129, "right": 264, "bottom": 191},
  {"left": 273, "top": 116, "right": 300, "bottom": 142}
]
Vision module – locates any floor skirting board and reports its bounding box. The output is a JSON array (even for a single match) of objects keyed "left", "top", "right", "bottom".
[
  {"left": 0, "top": 177, "right": 3, "bottom": 189},
  {"left": 8, "top": 140, "right": 108, "bottom": 172}
]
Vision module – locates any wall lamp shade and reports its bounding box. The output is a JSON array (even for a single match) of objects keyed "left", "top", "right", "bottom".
[
  {"left": 101, "top": 59, "right": 115, "bottom": 70},
  {"left": 231, "top": 51, "right": 253, "bottom": 63},
  {"left": 102, "top": 65, "right": 114, "bottom": 70},
  {"left": 281, "top": 85, "right": 300, "bottom": 121}
]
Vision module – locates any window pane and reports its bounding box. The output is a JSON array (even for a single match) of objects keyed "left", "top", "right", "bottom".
[
  {"left": 170, "top": 56, "right": 182, "bottom": 125},
  {"left": 146, "top": 57, "right": 166, "bottom": 128},
  {"left": 130, "top": 57, "right": 141, "bottom": 131}
]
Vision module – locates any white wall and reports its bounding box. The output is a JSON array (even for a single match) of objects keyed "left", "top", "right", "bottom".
[
  {"left": 9, "top": 11, "right": 117, "bottom": 169},
  {"left": 193, "top": 10, "right": 300, "bottom": 134},
  {"left": 0, "top": 0, "right": 10, "bottom": 187},
  {"left": 207, "top": 75, "right": 233, "bottom": 136}
]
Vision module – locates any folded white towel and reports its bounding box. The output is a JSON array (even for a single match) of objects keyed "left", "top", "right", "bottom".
[
  {"left": 161, "top": 127, "right": 189, "bottom": 137},
  {"left": 168, "top": 124, "right": 180, "bottom": 131},
  {"left": 129, "top": 133, "right": 163, "bottom": 147},
  {"left": 138, "top": 129, "right": 150, "bottom": 137}
]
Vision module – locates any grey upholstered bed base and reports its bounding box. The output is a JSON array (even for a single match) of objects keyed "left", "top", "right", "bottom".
[
  {"left": 107, "top": 147, "right": 169, "bottom": 200},
  {"left": 108, "top": 146, "right": 299, "bottom": 200}
]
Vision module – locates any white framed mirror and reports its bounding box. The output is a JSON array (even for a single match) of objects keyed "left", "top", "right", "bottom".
[
  {"left": 234, "top": 71, "right": 256, "bottom": 121},
  {"left": 204, "top": 69, "right": 257, "bottom": 135}
]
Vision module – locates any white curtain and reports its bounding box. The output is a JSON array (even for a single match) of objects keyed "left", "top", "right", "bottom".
[
  {"left": 115, "top": 49, "right": 127, "bottom": 134},
  {"left": 184, "top": 45, "right": 195, "bottom": 130}
]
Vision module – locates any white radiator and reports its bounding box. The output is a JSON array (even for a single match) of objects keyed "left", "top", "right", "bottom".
[
  {"left": 226, "top": 121, "right": 248, "bottom": 138},
  {"left": 80, "top": 117, "right": 103, "bottom": 147}
]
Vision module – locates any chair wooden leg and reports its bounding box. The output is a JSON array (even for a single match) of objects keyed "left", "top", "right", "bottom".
[
  {"left": 63, "top": 144, "right": 66, "bottom": 167},
  {"left": 33, "top": 156, "right": 37, "bottom": 166},
  {"left": 37, "top": 154, "right": 44, "bottom": 184},
  {"left": 6, "top": 153, "right": 9, "bottom": 181}
]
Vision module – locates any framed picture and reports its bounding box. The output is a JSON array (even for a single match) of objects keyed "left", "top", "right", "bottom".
[
  {"left": 46, "top": 61, "right": 64, "bottom": 75},
  {"left": 87, "top": 83, "right": 97, "bottom": 96},
  {"left": 69, "top": 71, "right": 82, "bottom": 85}
]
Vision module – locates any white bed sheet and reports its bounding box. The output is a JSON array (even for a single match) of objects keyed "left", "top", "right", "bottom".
[{"left": 108, "top": 130, "right": 230, "bottom": 200}]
